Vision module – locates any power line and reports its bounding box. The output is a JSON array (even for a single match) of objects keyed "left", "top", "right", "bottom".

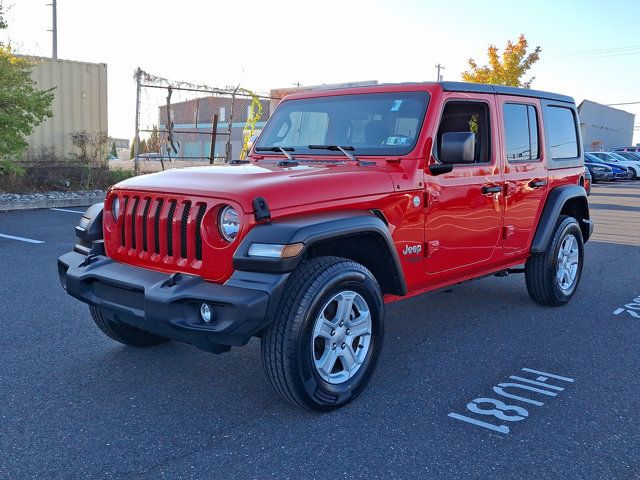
[
  {"left": 550, "top": 44, "right": 640, "bottom": 59},
  {"left": 606, "top": 101, "right": 640, "bottom": 106}
]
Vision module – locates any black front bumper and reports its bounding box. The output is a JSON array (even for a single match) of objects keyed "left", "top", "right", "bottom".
[{"left": 58, "top": 251, "right": 289, "bottom": 353}]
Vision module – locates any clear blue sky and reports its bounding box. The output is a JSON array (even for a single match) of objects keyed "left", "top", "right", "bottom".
[{"left": 2, "top": 0, "right": 639, "bottom": 142}]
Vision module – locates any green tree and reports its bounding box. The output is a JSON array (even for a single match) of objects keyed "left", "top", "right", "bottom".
[
  {"left": 110, "top": 141, "right": 117, "bottom": 158},
  {"left": 147, "top": 125, "right": 160, "bottom": 153},
  {"left": 130, "top": 138, "right": 135, "bottom": 159},
  {"left": 139, "top": 138, "right": 147, "bottom": 154},
  {"left": 0, "top": 4, "right": 7, "bottom": 30},
  {"left": 0, "top": 7, "right": 55, "bottom": 158},
  {"left": 461, "top": 35, "right": 541, "bottom": 88}
]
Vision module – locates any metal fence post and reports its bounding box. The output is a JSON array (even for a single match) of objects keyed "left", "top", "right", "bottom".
[
  {"left": 209, "top": 114, "right": 219, "bottom": 164},
  {"left": 225, "top": 85, "right": 239, "bottom": 163},
  {"left": 133, "top": 67, "right": 142, "bottom": 175}
]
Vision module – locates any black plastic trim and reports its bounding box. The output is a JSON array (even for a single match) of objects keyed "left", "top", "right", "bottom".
[
  {"left": 233, "top": 210, "right": 407, "bottom": 295},
  {"left": 57, "top": 251, "right": 289, "bottom": 352},
  {"left": 531, "top": 185, "right": 591, "bottom": 253},
  {"left": 253, "top": 196, "right": 271, "bottom": 222},
  {"left": 74, "top": 203, "right": 104, "bottom": 243},
  {"left": 440, "top": 81, "right": 575, "bottom": 104}
]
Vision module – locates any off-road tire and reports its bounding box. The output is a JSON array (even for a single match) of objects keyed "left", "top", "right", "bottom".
[
  {"left": 89, "top": 305, "right": 170, "bottom": 347},
  {"left": 261, "top": 256, "right": 385, "bottom": 411},
  {"left": 525, "top": 215, "right": 584, "bottom": 307}
]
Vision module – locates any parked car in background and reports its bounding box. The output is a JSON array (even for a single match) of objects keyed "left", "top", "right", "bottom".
[
  {"left": 584, "top": 154, "right": 614, "bottom": 183},
  {"left": 584, "top": 167, "right": 591, "bottom": 195},
  {"left": 615, "top": 151, "right": 640, "bottom": 164},
  {"left": 613, "top": 146, "right": 640, "bottom": 153},
  {"left": 584, "top": 153, "right": 631, "bottom": 181},
  {"left": 588, "top": 151, "right": 640, "bottom": 179}
]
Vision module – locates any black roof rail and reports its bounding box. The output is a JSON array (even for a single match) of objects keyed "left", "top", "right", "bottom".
[{"left": 440, "top": 81, "right": 574, "bottom": 104}]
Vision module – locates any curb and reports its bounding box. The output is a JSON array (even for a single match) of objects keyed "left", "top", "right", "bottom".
[{"left": 0, "top": 195, "right": 105, "bottom": 212}]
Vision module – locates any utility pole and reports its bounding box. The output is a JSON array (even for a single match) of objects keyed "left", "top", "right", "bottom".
[
  {"left": 47, "top": 0, "right": 58, "bottom": 59},
  {"left": 133, "top": 67, "right": 142, "bottom": 174},
  {"left": 435, "top": 63, "right": 445, "bottom": 82}
]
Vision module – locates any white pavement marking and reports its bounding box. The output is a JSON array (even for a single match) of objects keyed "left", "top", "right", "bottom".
[
  {"left": 0, "top": 233, "right": 45, "bottom": 244},
  {"left": 51, "top": 208, "right": 85, "bottom": 214}
]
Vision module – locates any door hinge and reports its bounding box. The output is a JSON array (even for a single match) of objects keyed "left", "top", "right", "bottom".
[
  {"left": 426, "top": 240, "right": 440, "bottom": 256},
  {"left": 503, "top": 225, "right": 515, "bottom": 239}
]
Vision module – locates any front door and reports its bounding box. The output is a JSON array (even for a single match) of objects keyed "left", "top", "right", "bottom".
[
  {"left": 498, "top": 96, "right": 548, "bottom": 255},
  {"left": 424, "top": 94, "right": 504, "bottom": 278}
]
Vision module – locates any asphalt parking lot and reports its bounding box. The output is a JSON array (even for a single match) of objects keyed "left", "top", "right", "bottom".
[{"left": 1, "top": 182, "right": 639, "bottom": 479}]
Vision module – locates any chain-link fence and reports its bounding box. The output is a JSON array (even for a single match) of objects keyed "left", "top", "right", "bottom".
[{"left": 132, "top": 68, "right": 277, "bottom": 174}]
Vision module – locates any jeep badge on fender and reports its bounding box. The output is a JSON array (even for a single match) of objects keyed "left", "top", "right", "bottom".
[
  {"left": 403, "top": 244, "right": 422, "bottom": 256},
  {"left": 58, "top": 81, "right": 592, "bottom": 411}
]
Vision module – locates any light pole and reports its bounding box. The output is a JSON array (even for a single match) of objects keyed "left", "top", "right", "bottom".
[
  {"left": 435, "top": 63, "right": 445, "bottom": 82},
  {"left": 47, "top": 0, "right": 57, "bottom": 59}
]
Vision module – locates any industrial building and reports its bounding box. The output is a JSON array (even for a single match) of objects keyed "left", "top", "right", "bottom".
[
  {"left": 22, "top": 55, "right": 108, "bottom": 160},
  {"left": 578, "top": 100, "right": 635, "bottom": 152},
  {"left": 158, "top": 96, "right": 271, "bottom": 161}
]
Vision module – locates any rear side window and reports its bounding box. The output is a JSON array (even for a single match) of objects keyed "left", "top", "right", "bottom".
[
  {"left": 503, "top": 103, "right": 539, "bottom": 161},
  {"left": 545, "top": 106, "right": 579, "bottom": 159}
]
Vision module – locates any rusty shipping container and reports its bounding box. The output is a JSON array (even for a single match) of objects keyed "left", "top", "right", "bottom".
[{"left": 21, "top": 56, "right": 108, "bottom": 160}]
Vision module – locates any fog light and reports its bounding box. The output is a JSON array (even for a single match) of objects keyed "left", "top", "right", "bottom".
[{"left": 200, "top": 303, "right": 213, "bottom": 323}]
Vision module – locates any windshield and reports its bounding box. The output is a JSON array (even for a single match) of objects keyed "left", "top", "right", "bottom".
[{"left": 255, "top": 91, "right": 430, "bottom": 156}]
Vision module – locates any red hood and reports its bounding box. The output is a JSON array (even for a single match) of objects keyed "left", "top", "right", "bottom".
[{"left": 112, "top": 162, "right": 396, "bottom": 212}]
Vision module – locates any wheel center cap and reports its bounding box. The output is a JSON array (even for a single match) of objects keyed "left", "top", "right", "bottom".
[{"left": 336, "top": 327, "right": 347, "bottom": 343}]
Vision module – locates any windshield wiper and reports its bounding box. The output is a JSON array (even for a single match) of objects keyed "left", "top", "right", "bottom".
[
  {"left": 308, "top": 144, "right": 356, "bottom": 161},
  {"left": 254, "top": 146, "right": 296, "bottom": 162},
  {"left": 308, "top": 145, "right": 375, "bottom": 166}
]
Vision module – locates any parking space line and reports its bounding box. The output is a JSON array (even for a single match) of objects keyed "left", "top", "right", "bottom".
[
  {"left": 0, "top": 233, "right": 45, "bottom": 244},
  {"left": 51, "top": 208, "right": 85, "bottom": 214}
]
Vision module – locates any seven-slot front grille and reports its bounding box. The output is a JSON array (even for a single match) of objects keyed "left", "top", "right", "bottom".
[{"left": 117, "top": 194, "right": 208, "bottom": 264}]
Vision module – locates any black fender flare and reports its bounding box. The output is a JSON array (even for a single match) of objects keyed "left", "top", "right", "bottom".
[
  {"left": 530, "top": 185, "right": 592, "bottom": 253},
  {"left": 233, "top": 210, "right": 407, "bottom": 295},
  {"left": 73, "top": 202, "right": 105, "bottom": 256}
]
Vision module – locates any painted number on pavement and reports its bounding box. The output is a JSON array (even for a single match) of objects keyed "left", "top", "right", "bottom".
[
  {"left": 448, "top": 367, "right": 575, "bottom": 434},
  {"left": 613, "top": 294, "right": 640, "bottom": 319}
]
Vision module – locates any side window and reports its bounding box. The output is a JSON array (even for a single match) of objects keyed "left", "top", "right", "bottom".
[
  {"left": 545, "top": 106, "right": 578, "bottom": 159},
  {"left": 436, "top": 101, "right": 491, "bottom": 163},
  {"left": 503, "top": 103, "right": 539, "bottom": 161}
]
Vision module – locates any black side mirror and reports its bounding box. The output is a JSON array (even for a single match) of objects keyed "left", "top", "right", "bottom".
[
  {"left": 440, "top": 132, "right": 476, "bottom": 165},
  {"left": 428, "top": 164, "right": 454, "bottom": 176}
]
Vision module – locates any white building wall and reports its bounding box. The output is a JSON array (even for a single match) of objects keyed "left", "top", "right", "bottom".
[{"left": 578, "top": 100, "right": 634, "bottom": 151}]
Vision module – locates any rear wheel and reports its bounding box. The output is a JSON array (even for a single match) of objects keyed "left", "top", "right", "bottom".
[
  {"left": 525, "top": 215, "right": 584, "bottom": 307},
  {"left": 261, "top": 256, "right": 384, "bottom": 410},
  {"left": 90, "top": 306, "right": 170, "bottom": 347}
]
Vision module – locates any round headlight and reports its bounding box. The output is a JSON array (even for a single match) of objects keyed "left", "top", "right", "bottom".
[
  {"left": 218, "top": 206, "right": 240, "bottom": 242},
  {"left": 111, "top": 196, "right": 120, "bottom": 221}
]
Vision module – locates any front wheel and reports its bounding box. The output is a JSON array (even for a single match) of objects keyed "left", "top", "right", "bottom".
[
  {"left": 261, "top": 257, "right": 384, "bottom": 410},
  {"left": 525, "top": 215, "right": 584, "bottom": 306}
]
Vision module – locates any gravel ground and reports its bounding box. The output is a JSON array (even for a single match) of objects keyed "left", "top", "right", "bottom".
[{"left": 0, "top": 190, "right": 105, "bottom": 203}]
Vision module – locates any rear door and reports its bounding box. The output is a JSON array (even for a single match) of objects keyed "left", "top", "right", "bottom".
[{"left": 498, "top": 96, "right": 548, "bottom": 255}]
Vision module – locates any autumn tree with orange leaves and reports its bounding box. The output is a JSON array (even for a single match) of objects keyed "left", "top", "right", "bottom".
[{"left": 462, "top": 35, "right": 541, "bottom": 88}]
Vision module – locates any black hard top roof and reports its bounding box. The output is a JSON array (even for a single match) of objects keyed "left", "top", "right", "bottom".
[{"left": 440, "top": 81, "right": 574, "bottom": 104}]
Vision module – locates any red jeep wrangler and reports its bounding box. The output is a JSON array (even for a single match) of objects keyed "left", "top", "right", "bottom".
[{"left": 58, "top": 82, "right": 592, "bottom": 410}]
